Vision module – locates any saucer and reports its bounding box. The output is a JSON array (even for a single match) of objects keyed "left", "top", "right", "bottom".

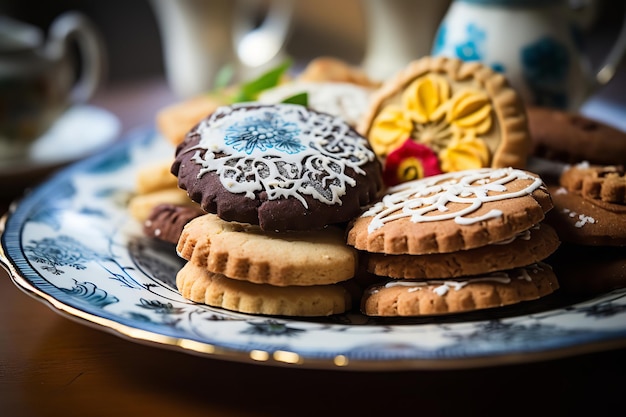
[{"left": 0, "top": 104, "right": 120, "bottom": 178}]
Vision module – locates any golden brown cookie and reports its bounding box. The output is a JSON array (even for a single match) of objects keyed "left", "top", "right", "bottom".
[
  {"left": 135, "top": 161, "right": 180, "bottom": 195},
  {"left": 560, "top": 163, "right": 626, "bottom": 205},
  {"left": 296, "top": 56, "right": 381, "bottom": 88},
  {"left": 177, "top": 213, "right": 357, "bottom": 286},
  {"left": 365, "top": 223, "right": 560, "bottom": 279},
  {"left": 361, "top": 262, "right": 559, "bottom": 317},
  {"left": 347, "top": 168, "right": 553, "bottom": 255},
  {"left": 156, "top": 93, "right": 228, "bottom": 146},
  {"left": 176, "top": 262, "right": 351, "bottom": 316},
  {"left": 358, "top": 56, "right": 530, "bottom": 185},
  {"left": 527, "top": 106, "right": 626, "bottom": 166}
]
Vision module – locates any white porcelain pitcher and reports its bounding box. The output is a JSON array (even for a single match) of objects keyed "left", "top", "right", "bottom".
[
  {"left": 361, "top": 0, "right": 452, "bottom": 80},
  {"left": 149, "top": 0, "right": 294, "bottom": 98},
  {"left": 431, "top": 0, "right": 626, "bottom": 110}
]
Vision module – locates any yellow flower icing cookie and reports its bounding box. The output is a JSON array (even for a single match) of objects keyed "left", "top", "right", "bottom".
[{"left": 358, "top": 56, "right": 531, "bottom": 185}]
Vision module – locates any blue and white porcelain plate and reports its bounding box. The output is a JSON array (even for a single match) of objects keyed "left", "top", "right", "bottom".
[{"left": 2, "top": 128, "right": 626, "bottom": 371}]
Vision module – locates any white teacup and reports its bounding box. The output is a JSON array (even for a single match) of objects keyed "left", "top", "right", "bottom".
[
  {"left": 431, "top": 0, "right": 626, "bottom": 111},
  {"left": 149, "top": 0, "right": 294, "bottom": 98}
]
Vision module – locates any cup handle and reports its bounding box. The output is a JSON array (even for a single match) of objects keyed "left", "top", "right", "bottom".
[
  {"left": 594, "top": 12, "right": 626, "bottom": 87},
  {"left": 46, "top": 12, "right": 106, "bottom": 104},
  {"left": 233, "top": 0, "right": 294, "bottom": 68}
]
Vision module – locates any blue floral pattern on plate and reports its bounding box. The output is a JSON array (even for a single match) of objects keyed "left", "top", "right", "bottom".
[{"left": 2, "top": 128, "right": 626, "bottom": 370}]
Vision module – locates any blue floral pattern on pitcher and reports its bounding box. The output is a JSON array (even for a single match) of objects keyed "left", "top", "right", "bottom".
[
  {"left": 521, "top": 37, "right": 570, "bottom": 109},
  {"left": 432, "top": 21, "right": 506, "bottom": 73}
]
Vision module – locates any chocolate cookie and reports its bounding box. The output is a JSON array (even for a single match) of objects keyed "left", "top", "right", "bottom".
[
  {"left": 172, "top": 103, "right": 383, "bottom": 232},
  {"left": 143, "top": 203, "right": 205, "bottom": 244},
  {"left": 527, "top": 106, "right": 626, "bottom": 165}
]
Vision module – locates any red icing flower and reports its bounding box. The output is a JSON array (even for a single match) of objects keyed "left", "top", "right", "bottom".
[{"left": 383, "top": 139, "right": 443, "bottom": 186}]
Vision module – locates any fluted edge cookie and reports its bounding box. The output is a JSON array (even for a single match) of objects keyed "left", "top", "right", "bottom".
[
  {"left": 560, "top": 163, "right": 626, "bottom": 205},
  {"left": 366, "top": 222, "right": 560, "bottom": 279},
  {"left": 358, "top": 56, "right": 530, "bottom": 185},
  {"left": 362, "top": 262, "right": 559, "bottom": 317},
  {"left": 176, "top": 262, "right": 351, "bottom": 317},
  {"left": 347, "top": 167, "right": 553, "bottom": 255},
  {"left": 177, "top": 213, "right": 357, "bottom": 286}
]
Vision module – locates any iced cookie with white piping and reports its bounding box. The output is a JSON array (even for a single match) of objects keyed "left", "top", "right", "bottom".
[
  {"left": 172, "top": 103, "right": 383, "bottom": 232},
  {"left": 347, "top": 167, "right": 553, "bottom": 255},
  {"left": 347, "top": 167, "right": 560, "bottom": 317}
]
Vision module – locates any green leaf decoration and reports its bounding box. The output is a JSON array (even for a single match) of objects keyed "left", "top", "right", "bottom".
[
  {"left": 233, "top": 58, "right": 293, "bottom": 102},
  {"left": 280, "top": 92, "right": 308, "bottom": 106}
]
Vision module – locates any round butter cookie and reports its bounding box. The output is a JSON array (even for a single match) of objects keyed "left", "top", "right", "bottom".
[
  {"left": 366, "top": 222, "right": 560, "bottom": 279},
  {"left": 172, "top": 103, "right": 383, "bottom": 232},
  {"left": 177, "top": 213, "right": 357, "bottom": 286},
  {"left": 176, "top": 262, "right": 351, "bottom": 317},
  {"left": 358, "top": 56, "right": 530, "bottom": 185},
  {"left": 362, "top": 262, "right": 559, "bottom": 317},
  {"left": 347, "top": 167, "right": 553, "bottom": 255}
]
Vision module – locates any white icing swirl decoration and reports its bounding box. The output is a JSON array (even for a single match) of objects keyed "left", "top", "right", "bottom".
[
  {"left": 190, "top": 104, "right": 376, "bottom": 208},
  {"left": 363, "top": 168, "right": 543, "bottom": 232}
]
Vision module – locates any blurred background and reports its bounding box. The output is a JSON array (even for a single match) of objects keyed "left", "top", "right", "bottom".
[
  {"left": 2, "top": 1, "right": 623, "bottom": 83},
  {"left": 1, "top": 0, "right": 625, "bottom": 132},
  {"left": 1, "top": 0, "right": 366, "bottom": 84}
]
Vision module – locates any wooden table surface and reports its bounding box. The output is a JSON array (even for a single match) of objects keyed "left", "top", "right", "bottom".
[{"left": 2, "top": 77, "right": 626, "bottom": 417}]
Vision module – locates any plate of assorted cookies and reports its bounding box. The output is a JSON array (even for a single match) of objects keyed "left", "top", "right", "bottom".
[{"left": 2, "top": 56, "right": 626, "bottom": 370}]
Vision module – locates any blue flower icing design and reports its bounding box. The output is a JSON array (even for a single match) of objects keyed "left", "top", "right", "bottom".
[
  {"left": 193, "top": 104, "right": 376, "bottom": 207},
  {"left": 225, "top": 111, "right": 304, "bottom": 155}
]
